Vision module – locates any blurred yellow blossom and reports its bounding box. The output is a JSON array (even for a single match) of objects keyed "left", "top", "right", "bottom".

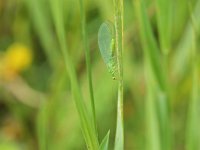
[{"left": 0, "top": 43, "right": 33, "bottom": 80}]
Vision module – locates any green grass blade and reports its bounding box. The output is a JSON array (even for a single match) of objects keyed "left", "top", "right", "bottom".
[
  {"left": 133, "top": 1, "right": 171, "bottom": 150},
  {"left": 49, "top": 0, "right": 99, "bottom": 149},
  {"left": 79, "top": 0, "right": 97, "bottom": 137},
  {"left": 24, "top": 0, "right": 59, "bottom": 69},
  {"left": 155, "top": 0, "right": 172, "bottom": 54},
  {"left": 154, "top": 2, "right": 172, "bottom": 145},
  {"left": 186, "top": 38, "right": 199, "bottom": 150},
  {"left": 155, "top": 89, "right": 171, "bottom": 150},
  {"left": 186, "top": 8, "right": 200, "bottom": 150},
  {"left": 133, "top": 0, "right": 166, "bottom": 91},
  {"left": 113, "top": 0, "right": 124, "bottom": 150},
  {"left": 37, "top": 102, "right": 48, "bottom": 150},
  {"left": 172, "top": 0, "right": 200, "bottom": 78},
  {"left": 99, "top": 131, "right": 110, "bottom": 150},
  {"left": 146, "top": 81, "right": 161, "bottom": 150}
]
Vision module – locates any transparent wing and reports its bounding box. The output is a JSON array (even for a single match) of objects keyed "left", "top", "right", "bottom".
[
  {"left": 98, "top": 21, "right": 119, "bottom": 80},
  {"left": 98, "top": 22, "right": 115, "bottom": 64}
]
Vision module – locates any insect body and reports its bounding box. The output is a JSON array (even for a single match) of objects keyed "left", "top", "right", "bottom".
[{"left": 98, "top": 21, "right": 118, "bottom": 80}]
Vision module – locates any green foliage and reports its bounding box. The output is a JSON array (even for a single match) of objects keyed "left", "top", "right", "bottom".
[
  {"left": 99, "top": 131, "right": 110, "bottom": 150},
  {"left": 0, "top": 0, "right": 200, "bottom": 150}
]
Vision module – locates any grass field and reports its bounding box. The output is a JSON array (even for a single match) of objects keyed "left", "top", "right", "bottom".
[{"left": 0, "top": 0, "right": 200, "bottom": 149}]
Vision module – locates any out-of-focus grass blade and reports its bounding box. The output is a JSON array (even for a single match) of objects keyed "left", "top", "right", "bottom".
[
  {"left": 133, "top": 1, "right": 162, "bottom": 150},
  {"left": 156, "top": 90, "right": 171, "bottom": 150},
  {"left": 155, "top": 0, "right": 172, "bottom": 54},
  {"left": 79, "top": 0, "right": 97, "bottom": 136},
  {"left": 133, "top": 1, "right": 171, "bottom": 150},
  {"left": 186, "top": 8, "right": 200, "bottom": 150},
  {"left": 145, "top": 63, "right": 161, "bottom": 150},
  {"left": 24, "top": 0, "right": 59, "bottom": 69},
  {"left": 37, "top": 102, "right": 48, "bottom": 150},
  {"left": 49, "top": 0, "right": 99, "bottom": 149},
  {"left": 146, "top": 92, "right": 161, "bottom": 150},
  {"left": 133, "top": 0, "right": 166, "bottom": 91},
  {"left": 172, "top": 0, "right": 200, "bottom": 79},
  {"left": 186, "top": 45, "right": 200, "bottom": 150},
  {"left": 99, "top": 131, "right": 110, "bottom": 150}
]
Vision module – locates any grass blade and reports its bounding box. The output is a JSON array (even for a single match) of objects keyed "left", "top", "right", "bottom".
[
  {"left": 113, "top": 0, "right": 124, "bottom": 150},
  {"left": 37, "top": 102, "right": 48, "bottom": 150},
  {"left": 99, "top": 131, "right": 110, "bottom": 150},
  {"left": 49, "top": 0, "right": 99, "bottom": 149},
  {"left": 172, "top": 0, "right": 200, "bottom": 78},
  {"left": 186, "top": 6, "right": 200, "bottom": 150},
  {"left": 133, "top": 1, "right": 171, "bottom": 150},
  {"left": 155, "top": 0, "right": 172, "bottom": 54},
  {"left": 79, "top": 0, "right": 97, "bottom": 137},
  {"left": 133, "top": 0, "right": 166, "bottom": 91},
  {"left": 145, "top": 66, "right": 161, "bottom": 150},
  {"left": 24, "top": 0, "right": 59, "bottom": 69}
]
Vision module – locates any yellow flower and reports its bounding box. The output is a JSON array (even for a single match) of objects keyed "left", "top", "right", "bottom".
[{"left": 0, "top": 43, "right": 33, "bottom": 80}]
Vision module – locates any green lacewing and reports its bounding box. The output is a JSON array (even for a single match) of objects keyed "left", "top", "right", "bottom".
[{"left": 98, "top": 21, "right": 118, "bottom": 80}]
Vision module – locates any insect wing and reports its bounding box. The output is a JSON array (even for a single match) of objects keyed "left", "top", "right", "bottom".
[{"left": 98, "top": 22, "right": 115, "bottom": 64}]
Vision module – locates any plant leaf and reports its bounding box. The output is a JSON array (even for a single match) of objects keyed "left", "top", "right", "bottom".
[
  {"left": 99, "top": 130, "right": 110, "bottom": 150},
  {"left": 133, "top": 0, "right": 166, "bottom": 91},
  {"left": 155, "top": 0, "right": 172, "bottom": 54},
  {"left": 49, "top": 0, "right": 99, "bottom": 149}
]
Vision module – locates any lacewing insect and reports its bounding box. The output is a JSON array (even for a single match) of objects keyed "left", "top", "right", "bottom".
[{"left": 98, "top": 21, "right": 119, "bottom": 80}]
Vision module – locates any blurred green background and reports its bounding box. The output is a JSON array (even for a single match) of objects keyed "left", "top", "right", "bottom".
[{"left": 0, "top": 0, "right": 200, "bottom": 149}]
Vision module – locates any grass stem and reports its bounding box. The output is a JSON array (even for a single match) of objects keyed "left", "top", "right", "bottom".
[
  {"left": 49, "top": 0, "right": 99, "bottom": 149},
  {"left": 113, "top": 0, "right": 124, "bottom": 149}
]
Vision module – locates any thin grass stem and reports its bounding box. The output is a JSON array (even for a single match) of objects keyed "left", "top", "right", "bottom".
[
  {"left": 49, "top": 0, "right": 99, "bottom": 149},
  {"left": 113, "top": 0, "right": 124, "bottom": 149},
  {"left": 79, "top": 0, "right": 97, "bottom": 137}
]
